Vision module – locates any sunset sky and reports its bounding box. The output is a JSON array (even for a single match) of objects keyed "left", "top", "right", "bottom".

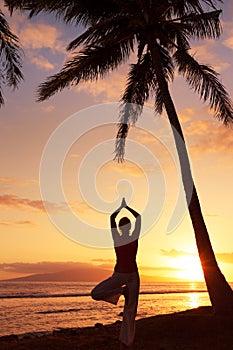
[{"left": 1, "top": 1, "right": 233, "bottom": 283}]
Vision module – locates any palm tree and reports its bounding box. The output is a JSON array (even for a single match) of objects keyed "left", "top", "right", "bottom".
[
  {"left": 0, "top": 9, "right": 23, "bottom": 106},
  {"left": 6, "top": 0, "right": 233, "bottom": 314}
]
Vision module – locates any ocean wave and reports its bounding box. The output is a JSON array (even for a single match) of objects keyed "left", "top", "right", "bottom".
[
  {"left": 36, "top": 308, "right": 81, "bottom": 314},
  {"left": 0, "top": 289, "right": 207, "bottom": 299},
  {"left": 0, "top": 292, "right": 90, "bottom": 299}
]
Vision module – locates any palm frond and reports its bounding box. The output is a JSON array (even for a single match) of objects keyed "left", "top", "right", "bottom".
[
  {"left": 5, "top": 0, "right": 64, "bottom": 16},
  {"left": 168, "top": 0, "right": 203, "bottom": 18},
  {"left": 115, "top": 43, "right": 174, "bottom": 161},
  {"left": 155, "top": 19, "right": 191, "bottom": 54},
  {"left": 0, "top": 40, "right": 23, "bottom": 87},
  {"left": 5, "top": 0, "right": 121, "bottom": 25},
  {"left": 115, "top": 53, "right": 155, "bottom": 161},
  {"left": 158, "top": 46, "right": 174, "bottom": 82},
  {"left": 153, "top": 84, "right": 164, "bottom": 114},
  {"left": 174, "top": 48, "right": 233, "bottom": 124},
  {"left": 63, "top": 0, "right": 122, "bottom": 25},
  {"left": 37, "top": 40, "right": 133, "bottom": 101},
  {"left": 121, "top": 53, "right": 154, "bottom": 106},
  {"left": 169, "top": 0, "right": 222, "bottom": 17},
  {"left": 180, "top": 10, "right": 222, "bottom": 39},
  {"left": 0, "top": 71, "right": 4, "bottom": 105},
  {"left": 115, "top": 103, "right": 142, "bottom": 162},
  {"left": 67, "top": 15, "right": 134, "bottom": 51},
  {"left": 0, "top": 10, "right": 23, "bottom": 106}
]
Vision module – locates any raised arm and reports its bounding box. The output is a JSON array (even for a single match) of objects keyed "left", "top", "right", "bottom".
[
  {"left": 110, "top": 198, "right": 126, "bottom": 242},
  {"left": 125, "top": 204, "right": 141, "bottom": 239},
  {"left": 110, "top": 208, "right": 120, "bottom": 229},
  {"left": 125, "top": 205, "right": 140, "bottom": 219},
  {"left": 110, "top": 198, "right": 126, "bottom": 227}
]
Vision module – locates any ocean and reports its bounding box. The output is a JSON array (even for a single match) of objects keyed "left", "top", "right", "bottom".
[{"left": 0, "top": 281, "right": 218, "bottom": 337}]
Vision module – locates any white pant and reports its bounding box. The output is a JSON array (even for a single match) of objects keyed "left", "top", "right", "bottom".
[{"left": 91, "top": 271, "right": 140, "bottom": 346}]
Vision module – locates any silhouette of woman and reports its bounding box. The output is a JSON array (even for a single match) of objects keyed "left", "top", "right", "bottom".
[{"left": 91, "top": 198, "right": 141, "bottom": 349}]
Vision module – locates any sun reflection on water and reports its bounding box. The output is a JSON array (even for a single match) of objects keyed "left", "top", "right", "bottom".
[{"left": 188, "top": 293, "right": 200, "bottom": 309}]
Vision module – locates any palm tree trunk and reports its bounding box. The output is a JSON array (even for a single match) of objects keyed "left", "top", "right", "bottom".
[{"left": 149, "top": 41, "right": 233, "bottom": 315}]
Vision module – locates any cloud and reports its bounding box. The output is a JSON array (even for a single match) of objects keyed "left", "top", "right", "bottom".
[
  {"left": 186, "top": 119, "right": 210, "bottom": 136},
  {"left": 7, "top": 10, "right": 65, "bottom": 53},
  {"left": 90, "top": 259, "right": 115, "bottom": 269},
  {"left": 0, "top": 261, "right": 91, "bottom": 274},
  {"left": 0, "top": 221, "right": 11, "bottom": 226},
  {"left": 0, "top": 177, "right": 20, "bottom": 185},
  {"left": 179, "top": 108, "right": 196, "bottom": 123},
  {"left": 222, "top": 21, "right": 233, "bottom": 51},
  {"left": 216, "top": 253, "right": 233, "bottom": 264},
  {"left": 131, "top": 128, "right": 174, "bottom": 165},
  {"left": 9, "top": 16, "right": 66, "bottom": 71},
  {"left": 204, "top": 214, "right": 219, "bottom": 218},
  {"left": 0, "top": 194, "right": 65, "bottom": 213},
  {"left": 29, "top": 54, "right": 55, "bottom": 71},
  {"left": 161, "top": 249, "right": 233, "bottom": 265},
  {"left": 184, "top": 119, "right": 233, "bottom": 156},
  {"left": 74, "top": 52, "right": 139, "bottom": 102},
  {"left": 0, "top": 220, "right": 35, "bottom": 227},
  {"left": 190, "top": 42, "right": 230, "bottom": 72},
  {"left": 68, "top": 200, "right": 94, "bottom": 214},
  {"left": 0, "top": 194, "right": 44, "bottom": 211},
  {"left": 0, "top": 194, "right": 96, "bottom": 216},
  {"left": 223, "top": 37, "right": 233, "bottom": 50},
  {"left": 105, "top": 161, "right": 144, "bottom": 177},
  {"left": 70, "top": 153, "right": 81, "bottom": 159},
  {"left": 91, "top": 258, "right": 115, "bottom": 263},
  {"left": 19, "top": 22, "right": 63, "bottom": 52},
  {"left": 41, "top": 105, "right": 55, "bottom": 113},
  {"left": 76, "top": 70, "right": 127, "bottom": 102},
  {"left": 161, "top": 249, "right": 193, "bottom": 258},
  {"left": 139, "top": 265, "right": 183, "bottom": 272},
  {"left": 16, "top": 220, "right": 34, "bottom": 225},
  {"left": 133, "top": 128, "right": 158, "bottom": 146},
  {"left": 0, "top": 177, "right": 38, "bottom": 190}
]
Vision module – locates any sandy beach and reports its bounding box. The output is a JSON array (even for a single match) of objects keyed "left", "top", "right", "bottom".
[{"left": 0, "top": 306, "right": 232, "bottom": 350}]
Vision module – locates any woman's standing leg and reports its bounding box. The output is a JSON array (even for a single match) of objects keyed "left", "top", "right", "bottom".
[{"left": 119, "top": 272, "right": 140, "bottom": 347}]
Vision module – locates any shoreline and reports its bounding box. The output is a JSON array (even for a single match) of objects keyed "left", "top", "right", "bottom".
[{"left": 1, "top": 306, "right": 233, "bottom": 349}]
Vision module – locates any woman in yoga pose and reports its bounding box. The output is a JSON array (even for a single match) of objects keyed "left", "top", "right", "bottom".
[{"left": 91, "top": 198, "right": 141, "bottom": 349}]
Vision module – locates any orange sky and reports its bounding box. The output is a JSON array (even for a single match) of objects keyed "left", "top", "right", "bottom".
[{"left": 0, "top": 2, "right": 233, "bottom": 282}]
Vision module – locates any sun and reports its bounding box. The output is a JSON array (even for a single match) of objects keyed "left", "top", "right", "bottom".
[{"left": 171, "top": 255, "right": 205, "bottom": 281}]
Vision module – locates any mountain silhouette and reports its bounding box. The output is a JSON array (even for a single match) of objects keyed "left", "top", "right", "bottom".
[{"left": 3, "top": 267, "right": 111, "bottom": 282}]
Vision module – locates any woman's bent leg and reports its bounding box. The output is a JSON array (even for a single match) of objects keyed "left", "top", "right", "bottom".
[{"left": 91, "top": 272, "right": 125, "bottom": 305}]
